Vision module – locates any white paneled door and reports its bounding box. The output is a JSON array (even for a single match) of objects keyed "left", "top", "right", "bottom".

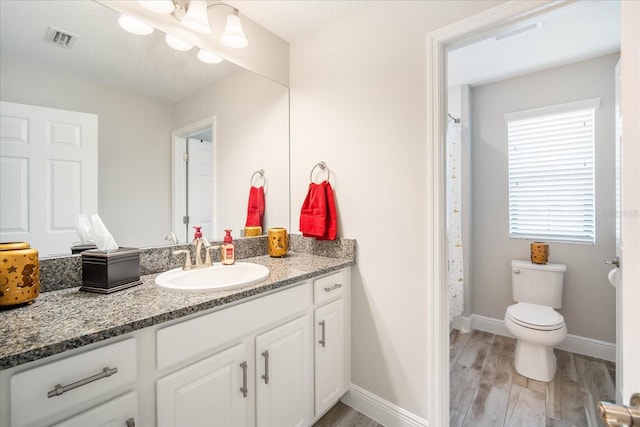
[
  {"left": 187, "top": 138, "right": 213, "bottom": 239},
  {"left": 0, "top": 101, "right": 97, "bottom": 256}
]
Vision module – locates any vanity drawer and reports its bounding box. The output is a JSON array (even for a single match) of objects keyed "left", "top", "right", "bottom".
[
  {"left": 314, "top": 271, "right": 344, "bottom": 305},
  {"left": 157, "top": 282, "right": 311, "bottom": 371},
  {"left": 10, "top": 338, "right": 137, "bottom": 427}
]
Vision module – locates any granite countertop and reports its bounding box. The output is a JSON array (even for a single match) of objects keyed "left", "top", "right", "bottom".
[{"left": 1, "top": 252, "right": 354, "bottom": 370}]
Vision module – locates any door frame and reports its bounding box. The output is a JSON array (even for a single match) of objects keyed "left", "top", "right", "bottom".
[{"left": 423, "top": 0, "right": 627, "bottom": 424}]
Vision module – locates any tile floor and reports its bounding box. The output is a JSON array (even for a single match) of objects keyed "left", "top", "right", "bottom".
[
  {"left": 450, "top": 329, "right": 616, "bottom": 427},
  {"left": 315, "top": 329, "right": 616, "bottom": 426}
]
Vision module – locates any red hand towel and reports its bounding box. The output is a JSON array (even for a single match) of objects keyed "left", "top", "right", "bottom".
[
  {"left": 299, "top": 182, "right": 327, "bottom": 237},
  {"left": 245, "top": 186, "right": 265, "bottom": 227},
  {"left": 317, "top": 182, "right": 337, "bottom": 240}
]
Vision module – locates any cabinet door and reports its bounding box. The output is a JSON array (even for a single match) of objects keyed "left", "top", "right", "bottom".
[
  {"left": 156, "top": 343, "right": 248, "bottom": 427},
  {"left": 255, "top": 315, "right": 310, "bottom": 427},
  {"left": 51, "top": 391, "right": 137, "bottom": 427},
  {"left": 314, "top": 299, "right": 345, "bottom": 417}
]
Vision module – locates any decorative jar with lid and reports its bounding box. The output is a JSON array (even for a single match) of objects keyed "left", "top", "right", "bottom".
[{"left": 0, "top": 242, "right": 40, "bottom": 306}]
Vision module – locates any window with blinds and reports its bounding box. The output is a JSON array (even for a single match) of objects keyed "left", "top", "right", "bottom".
[{"left": 506, "top": 98, "right": 600, "bottom": 244}]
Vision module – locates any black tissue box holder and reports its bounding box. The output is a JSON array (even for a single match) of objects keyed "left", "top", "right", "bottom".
[{"left": 80, "top": 247, "right": 142, "bottom": 294}]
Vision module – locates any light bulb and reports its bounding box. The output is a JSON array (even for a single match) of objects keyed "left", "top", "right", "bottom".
[
  {"left": 165, "top": 34, "right": 193, "bottom": 51},
  {"left": 182, "top": 0, "right": 211, "bottom": 34},
  {"left": 118, "top": 15, "right": 154, "bottom": 35},
  {"left": 197, "top": 49, "right": 223, "bottom": 64},
  {"left": 220, "top": 13, "right": 248, "bottom": 48}
]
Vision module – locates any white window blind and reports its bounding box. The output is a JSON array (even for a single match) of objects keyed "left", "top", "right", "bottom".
[{"left": 506, "top": 98, "right": 600, "bottom": 244}]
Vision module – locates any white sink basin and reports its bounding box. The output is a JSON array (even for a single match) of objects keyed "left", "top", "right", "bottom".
[{"left": 155, "top": 262, "right": 270, "bottom": 292}]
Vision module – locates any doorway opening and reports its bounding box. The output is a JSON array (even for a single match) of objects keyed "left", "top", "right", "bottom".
[
  {"left": 171, "top": 118, "right": 216, "bottom": 244},
  {"left": 425, "top": 1, "right": 625, "bottom": 425}
]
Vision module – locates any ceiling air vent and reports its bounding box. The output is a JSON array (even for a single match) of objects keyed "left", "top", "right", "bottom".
[
  {"left": 495, "top": 22, "right": 541, "bottom": 41},
  {"left": 45, "top": 26, "right": 78, "bottom": 49}
]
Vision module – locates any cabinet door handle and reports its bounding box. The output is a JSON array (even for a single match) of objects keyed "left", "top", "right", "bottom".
[
  {"left": 261, "top": 350, "right": 270, "bottom": 384},
  {"left": 240, "top": 361, "right": 248, "bottom": 398},
  {"left": 47, "top": 367, "right": 118, "bottom": 398},
  {"left": 319, "top": 320, "right": 326, "bottom": 348},
  {"left": 126, "top": 418, "right": 135, "bottom": 427},
  {"left": 324, "top": 283, "right": 342, "bottom": 292}
]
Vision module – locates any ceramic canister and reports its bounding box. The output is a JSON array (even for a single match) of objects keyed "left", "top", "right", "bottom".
[
  {"left": 268, "top": 228, "right": 288, "bottom": 257},
  {"left": 530, "top": 242, "right": 549, "bottom": 265},
  {"left": 0, "top": 242, "right": 40, "bottom": 306}
]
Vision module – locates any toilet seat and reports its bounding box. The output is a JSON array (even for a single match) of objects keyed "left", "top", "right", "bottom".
[{"left": 506, "top": 302, "right": 565, "bottom": 331}]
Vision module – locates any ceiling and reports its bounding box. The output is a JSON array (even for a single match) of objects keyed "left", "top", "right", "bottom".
[
  {"left": 224, "top": 1, "right": 620, "bottom": 88},
  {"left": 0, "top": 0, "right": 240, "bottom": 103},
  {"left": 1, "top": 1, "right": 621, "bottom": 102},
  {"left": 448, "top": 1, "right": 621, "bottom": 87},
  {"left": 223, "top": 1, "right": 368, "bottom": 43}
]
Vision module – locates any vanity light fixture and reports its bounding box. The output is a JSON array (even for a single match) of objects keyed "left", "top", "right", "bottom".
[
  {"left": 137, "top": 0, "right": 176, "bottom": 14},
  {"left": 130, "top": 1, "right": 249, "bottom": 48},
  {"left": 181, "top": 0, "right": 211, "bottom": 34},
  {"left": 165, "top": 34, "right": 194, "bottom": 51},
  {"left": 118, "top": 14, "right": 154, "bottom": 35},
  {"left": 197, "top": 49, "right": 223, "bottom": 64},
  {"left": 220, "top": 7, "right": 248, "bottom": 48}
]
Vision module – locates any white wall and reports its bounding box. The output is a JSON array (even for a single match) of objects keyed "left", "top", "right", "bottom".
[
  {"left": 470, "top": 53, "right": 619, "bottom": 342},
  {"left": 289, "top": 0, "right": 503, "bottom": 417},
  {"left": 172, "top": 68, "right": 290, "bottom": 240},
  {"left": 0, "top": 59, "right": 173, "bottom": 249}
]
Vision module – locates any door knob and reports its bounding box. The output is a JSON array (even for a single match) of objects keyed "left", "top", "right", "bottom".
[
  {"left": 598, "top": 393, "right": 640, "bottom": 426},
  {"left": 604, "top": 256, "right": 620, "bottom": 268}
]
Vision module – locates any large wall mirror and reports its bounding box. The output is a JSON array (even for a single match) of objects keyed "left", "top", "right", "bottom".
[{"left": 0, "top": 0, "right": 290, "bottom": 257}]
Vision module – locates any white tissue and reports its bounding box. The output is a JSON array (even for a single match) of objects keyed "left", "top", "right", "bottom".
[
  {"left": 90, "top": 214, "right": 119, "bottom": 251},
  {"left": 75, "top": 213, "right": 93, "bottom": 244}
]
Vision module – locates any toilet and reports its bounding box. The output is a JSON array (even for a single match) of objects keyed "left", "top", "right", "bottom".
[{"left": 504, "top": 259, "right": 567, "bottom": 382}]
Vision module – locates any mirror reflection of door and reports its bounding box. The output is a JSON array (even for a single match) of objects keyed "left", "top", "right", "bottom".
[{"left": 172, "top": 123, "right": 215, "bottom": 244}]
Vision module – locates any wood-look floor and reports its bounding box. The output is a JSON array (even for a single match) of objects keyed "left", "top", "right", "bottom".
[
  {"left": 315, "top": 329, "right": 615, "bottom": 427},
  {"left": 450, "top": 329, "right": 616, "bottom": 427},
  {"left": 313, "top": 401, "right": 382, "bottom": 427}
]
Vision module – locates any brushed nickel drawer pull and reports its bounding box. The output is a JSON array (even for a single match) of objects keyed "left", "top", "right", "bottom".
[
  {"left": 319, "top": 320, "right": 326, "bottom": 348},
  {"left": 240, "top": 361, "right": 248, "bottom": 398},
  {"left": 47, "top": 367, "right": 118, "bottom": 398},
  {"left": 261, "top": 351, "right": 270, "bottom": 384},
  {"left": 324, "top": 283, "right": 342, "bottom": 292}
]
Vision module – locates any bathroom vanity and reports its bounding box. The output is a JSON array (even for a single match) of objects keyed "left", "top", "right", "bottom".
[{"left": 0, "top": 252, "right": 352, "bottom": 427}]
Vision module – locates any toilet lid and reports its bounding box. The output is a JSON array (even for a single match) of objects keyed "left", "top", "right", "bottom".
[{"left": 507, "top": 302, "right": 565, "bottom": 331}]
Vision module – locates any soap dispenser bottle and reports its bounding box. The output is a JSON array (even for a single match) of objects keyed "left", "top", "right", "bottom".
[{"left": 221, "top": 229, "right": 236, "bottom": 265}]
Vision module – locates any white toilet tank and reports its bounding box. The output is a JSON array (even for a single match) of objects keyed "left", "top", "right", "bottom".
[{"left": 511, "top": 259, "right": 566, "bottom": 308}]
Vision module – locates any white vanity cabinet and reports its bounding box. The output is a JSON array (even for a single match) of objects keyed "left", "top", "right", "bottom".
[
  {"left": 154, "top": 282, "right": 314, "bottom": 427},
  {"left": 255, "top": 315, "right": 310, "bottom": 427},
  {"left": 51, "top": 391, "right": 138, "bottom": 427},
  {"left": 1, "top": 267, "right": 351, "bottom": 427},
  {"left": 0, "top": 338, "right": 138, "bottom": 427},
  {"left": 312, "top": 271, "right": 350, "bottom": 419},
  {"left": 156, "top": 343, "right": 249, "bottom": 427}
]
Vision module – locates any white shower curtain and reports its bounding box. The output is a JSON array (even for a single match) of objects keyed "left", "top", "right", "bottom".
[{"left": 447, "top": 119, "right": 464, "bottom": 321}]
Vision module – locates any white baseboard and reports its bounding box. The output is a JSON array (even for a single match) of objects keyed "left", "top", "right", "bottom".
[
  {"left": 451, "top": 315, "right": 472, "bottom": 333},
  {"left": 341, "top": 384, "right": 427, "bottom": 427},
  {"left": 468, "top": 314, "right": 616, "bottom": 362}
]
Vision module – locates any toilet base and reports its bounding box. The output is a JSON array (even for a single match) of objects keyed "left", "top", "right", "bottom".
[{"left": 513, "top": 340, "right": 557, "bottom": 382}]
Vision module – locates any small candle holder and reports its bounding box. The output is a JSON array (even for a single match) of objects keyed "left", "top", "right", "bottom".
[{"left": 530, "top": 242, "right": 549, "bottom": 264}]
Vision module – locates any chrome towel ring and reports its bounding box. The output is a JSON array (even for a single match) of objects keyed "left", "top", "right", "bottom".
[
  {"left": 250, "top": 169, "right": 265, "bottom": 186},
  {"left": 310, "top": 161, "right": 330, "bottom": 183}
]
